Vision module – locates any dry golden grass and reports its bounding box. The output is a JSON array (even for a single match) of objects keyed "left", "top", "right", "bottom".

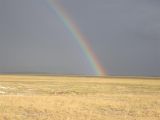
[{"left": 0, "top": 75, "right": 159, "bottom": 120}]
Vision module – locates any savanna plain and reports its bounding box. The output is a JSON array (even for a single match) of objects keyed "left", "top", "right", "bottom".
[{"left": 0, "top": 75, "right": 159, "bottom": 120}]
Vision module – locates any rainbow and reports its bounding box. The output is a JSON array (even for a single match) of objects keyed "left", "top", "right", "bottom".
[{"left": 45, "top": 0, "right": 106, "bottom": 76}]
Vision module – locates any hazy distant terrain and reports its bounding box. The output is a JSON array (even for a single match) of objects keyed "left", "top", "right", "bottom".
[{"left": 0, "top": 75, "right": 159, "bottom": 120}]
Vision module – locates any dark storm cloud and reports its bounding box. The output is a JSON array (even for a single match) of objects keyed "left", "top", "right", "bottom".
[
  {"left": 0, "top": 0, "right": 93, "bottom": 75},
  {"left": 0, "top": 0, "right": 159, "bottom": 76},
  {"left": 59, "top": 0, "right": 160, "bottom": 76}
]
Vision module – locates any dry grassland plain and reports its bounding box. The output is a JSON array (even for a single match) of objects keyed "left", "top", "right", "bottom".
[{"left": 0, "top": 75, "right": 159, "bottom": 120}]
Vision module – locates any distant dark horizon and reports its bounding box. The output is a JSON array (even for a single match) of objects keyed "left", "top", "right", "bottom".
[{"left": 0, "top": 72, "right": 159, "bottom": 78}]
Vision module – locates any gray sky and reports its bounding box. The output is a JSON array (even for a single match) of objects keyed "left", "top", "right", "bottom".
[{"left": 0, "top": 0, "right": 159, "bottom": 76}]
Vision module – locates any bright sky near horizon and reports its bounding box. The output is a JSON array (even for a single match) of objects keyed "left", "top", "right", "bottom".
[{"left": 0, "top": 0, "right": 159, "bottom": 76}]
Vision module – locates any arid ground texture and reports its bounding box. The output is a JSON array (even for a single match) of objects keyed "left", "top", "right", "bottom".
[{"left": 0, "top": 75, "right": 159, "bottom": 120}]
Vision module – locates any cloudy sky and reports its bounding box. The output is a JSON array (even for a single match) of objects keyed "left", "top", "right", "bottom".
[{"left": 0, "top": 0, "right": 159, "bottom": 76}]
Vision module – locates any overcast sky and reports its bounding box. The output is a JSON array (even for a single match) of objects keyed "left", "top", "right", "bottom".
[{"left": 0, "top": 0, "right": 159, "bottom": 76}]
